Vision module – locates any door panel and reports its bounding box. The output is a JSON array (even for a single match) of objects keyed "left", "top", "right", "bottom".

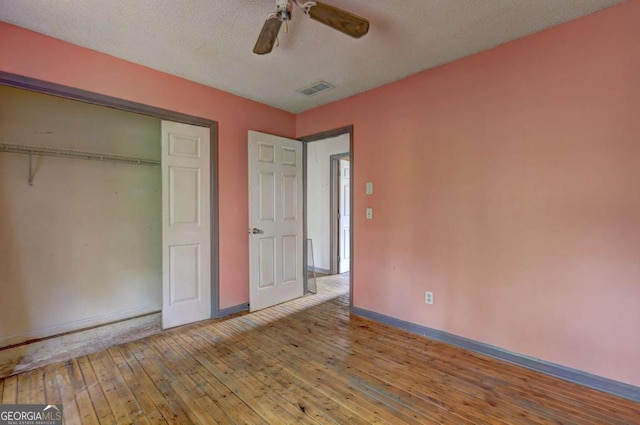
[
  {"left": 169, "top": 244, "right": 199, "bottom": 303},
  {"left": 162, "top": 121, "right": 211, "bottom": 329},
  {"left": 282, "top": 174, "right": 298, "bottom": 220},
  {"left": 249, "top": 131, "right": 303, "bottom": 311},
  {"left": 259, "top": 237, "right": 276, "bottom": 288},
  {"left": 259, "top": 171, "right": 276, "bottom": 220},
  {"left": 169, "top": 167, "right": 200, "bottom": 225},
  {"left": 282, "top": 235, "right": 297, "bottom": 282}
]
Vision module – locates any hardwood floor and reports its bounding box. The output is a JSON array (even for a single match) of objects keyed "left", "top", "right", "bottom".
[
  {"left": 0, "top": 312, "right": 161, "bottom": 378},
  {"left": 1, "top": 274, "right": 638, "bottom": 424}
]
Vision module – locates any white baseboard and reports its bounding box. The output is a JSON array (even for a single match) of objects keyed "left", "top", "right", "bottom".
[
  {"left": 307, "top": 266, "right": 331, "bottom": 274},
  {"left": 0, "top": 304, "right": 161, "bottom": 348}
]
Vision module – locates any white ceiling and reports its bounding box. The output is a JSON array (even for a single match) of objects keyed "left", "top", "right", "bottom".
[{"left": 0, "top": 0, "right": 624, "bottom": 113}]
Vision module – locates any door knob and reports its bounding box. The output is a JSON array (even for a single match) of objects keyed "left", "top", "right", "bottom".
[{"left": 250, "top": 228, "right": 263, "bottom": 234}]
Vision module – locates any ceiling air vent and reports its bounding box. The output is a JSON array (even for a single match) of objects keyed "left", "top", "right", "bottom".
[{"left": 297, "top": 81, "right": 335, "bottom": 97}]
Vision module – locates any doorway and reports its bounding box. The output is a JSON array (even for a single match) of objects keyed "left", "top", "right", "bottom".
[{"left": 301, "top": 126, "right": 354, "bottom": 308}]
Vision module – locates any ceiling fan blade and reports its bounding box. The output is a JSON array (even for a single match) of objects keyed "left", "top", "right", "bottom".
[
  {"left": 253, "top": 17, "right": 283, "bottom": 55},
  {"left": 308, "top": 1, "right": 369, "bottom": 38}
]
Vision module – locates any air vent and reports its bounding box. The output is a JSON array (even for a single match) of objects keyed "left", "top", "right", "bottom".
[{"left": 297, "top": 81, "right": 335, "bottom": 97}]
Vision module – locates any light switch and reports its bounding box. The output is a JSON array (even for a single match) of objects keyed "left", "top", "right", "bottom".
[
  {"left": 365, "top": 182, "right": 374, "bottom": 195},
  {"left": 366, "top": 208, "right": 373, "bottom": 219}
]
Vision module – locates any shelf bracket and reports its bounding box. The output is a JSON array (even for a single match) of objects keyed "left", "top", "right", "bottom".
[{"left": 28, "top": 152, "right": 34, "bottom": 186}]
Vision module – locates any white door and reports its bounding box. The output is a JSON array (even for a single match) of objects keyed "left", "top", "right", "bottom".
[
  {"left": 339, "top": 159, "right": 350, "bottom": 273},
  {"left": 248, "top": 130, "right": 303, "bottom": 312},
  {"left": 161, "top": 121, "right": 211, "bottom": 329}
]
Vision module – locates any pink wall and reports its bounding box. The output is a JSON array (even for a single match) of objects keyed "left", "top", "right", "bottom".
[
  {"left": 297, "top": 1, "right": 640, "bottom": 386},
  {"left": 0, "top": 22, "right": 296, "bottom": 310}
]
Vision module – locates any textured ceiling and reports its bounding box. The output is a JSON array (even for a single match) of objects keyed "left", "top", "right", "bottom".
[{"left": 0, "top": 0, "right": 625, "bottom": 113}]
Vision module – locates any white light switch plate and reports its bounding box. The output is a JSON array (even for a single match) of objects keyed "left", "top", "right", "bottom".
[
  {"left": 365, "top": 182, "right": 374, "bottom": 195},
  {"left": 366, "top": 208, "right": 373, "bottom": 219}
]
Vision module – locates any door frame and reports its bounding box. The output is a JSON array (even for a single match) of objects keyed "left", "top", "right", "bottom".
[
  {"left": 299, "top": 125, "right": 354, "bottom": 310},
  {"left": 329, "top": 152, "right": 350, "bottom": 275},
  {"left": 0, "top": 71, "right": 221, "bottom": 318}
]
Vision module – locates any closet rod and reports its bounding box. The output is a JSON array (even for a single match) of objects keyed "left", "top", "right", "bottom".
[{"left": 0, "top": 142, "right": 160, "bottom": 166}]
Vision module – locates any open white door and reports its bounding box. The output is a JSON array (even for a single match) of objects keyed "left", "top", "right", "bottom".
[
  {"left": 339, "top": 159, "right": 350, "bottom": 273},
  {"left": 249, "top": 131, "right": 303, "bottom": 312},
  {"left": 162, "top": 121, "right": 211, "bottom": 329}
]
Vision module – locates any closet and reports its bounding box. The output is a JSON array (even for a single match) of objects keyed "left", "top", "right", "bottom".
[{"left": 0, "top": 85, "right": 162, "bottom": 347}]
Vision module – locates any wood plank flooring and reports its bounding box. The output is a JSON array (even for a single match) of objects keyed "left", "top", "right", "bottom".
[
  {"left": 1, "top": 274, "right": 638, "bottom": 424},
  {"left": 0, "top": 312, "right": 161, "bottom": 378}
]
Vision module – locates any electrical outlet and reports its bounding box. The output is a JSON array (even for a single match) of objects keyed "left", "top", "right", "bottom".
[
  {"left": 425, "top": 291, "right": 434, "bottom": 305},
  {"left": 366, "top": 208, "right": 373, "bottom": 219}
]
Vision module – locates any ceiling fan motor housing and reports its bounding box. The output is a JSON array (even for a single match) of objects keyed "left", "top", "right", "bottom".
[{"left": 276, "top": 0, "right": 293, "bottom": 21}]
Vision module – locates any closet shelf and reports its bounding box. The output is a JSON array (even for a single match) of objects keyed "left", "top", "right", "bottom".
[{"left": 0, "top": 142, "right": 160, "bottom": 166}]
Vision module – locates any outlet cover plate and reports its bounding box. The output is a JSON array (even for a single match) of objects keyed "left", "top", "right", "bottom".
[{"left": 425, "top": 291, "right": 434, "bottom": 305}]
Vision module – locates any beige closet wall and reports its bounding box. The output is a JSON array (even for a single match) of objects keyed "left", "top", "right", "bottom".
[{"left": 0, "top": 86, "right": 161, "bottom": 346}]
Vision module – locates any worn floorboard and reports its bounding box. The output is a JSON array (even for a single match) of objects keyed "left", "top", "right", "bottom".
[{"left": 0, "top": 274, "right": 638, "bottom": 424}]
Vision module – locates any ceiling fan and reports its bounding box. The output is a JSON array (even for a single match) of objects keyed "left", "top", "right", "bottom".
[{"left": 253, "top": 0, "right": 369, "bottom": 55}]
